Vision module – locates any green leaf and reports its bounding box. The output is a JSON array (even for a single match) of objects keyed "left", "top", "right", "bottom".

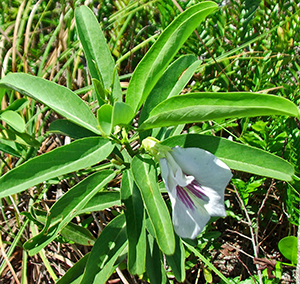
[
  {"left": 139, "top": 54, "right": 198, "bottom": 126},
  {"left": 139, "top": 92, "right": 299, "bottom": 130},
  {"left": 112, "top": 102, "right": 134, "bottom": 128},
  {"left": 126, "top": 2, "right": 218, "bottom": 113},
  {"left": 0, "top": 137, "right": 114, "bottom": 198},
  {"left": 1, "top": 128, "right": 40, "bottom": 147},
  {"left": 0, "top": 139, "right": 22, "bottom": 157},
  {"left": 79, "top": 191, "right": 121, "bottom": 214},
  {"left": 121, "top": 170, "right": 146, "bottom": 275},
  {"left": 0, "top": 110, "right": 25, "bottom": 132},
  {"left": 24, "top": 170, "right": 115, "bottom": 255},
  {"left": 165, "top": 235, "right": 186, "bottom": 282},
  {"left": 97, "top": 104, "right": 113, "bottom": 136},
  {"left": 278, "top": 236, "right": 298, "bottom": 264},
  {"left": 61, "top": 222, "right": 96, "bottom": 246},
  {"left": 146, "top": 233, "right": 168, "bottom": 284},
  {"left": 80, "top": 214, "right": 127, "bottom": 284},
  {"left": 0, "top": 73, "right": 100, "bottom": 134},
  {"left": 75, "top": 6, "right": 122, "bottom": 103},
  {"left": 161, "top": 134, "right": 294, "bottom": 181},
  {"left": 131, "top": 154, "right": 175, "bottom": 255},
  {"left": 56, "top": 253, "right": 90, "bottom": 284},
  {"left": 48, "top": 119, "right": 96, "bottom": 139},
  {"left": 0, "top": 98, "right": 29, "bottom": 114}
]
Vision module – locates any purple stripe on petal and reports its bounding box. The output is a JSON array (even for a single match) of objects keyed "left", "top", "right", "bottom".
[
  {"left": 176, "top": 185, "right": 195, "bottom": 210},
  {"left": 186, "top": 179, "right": 208, "bottom": 201}
]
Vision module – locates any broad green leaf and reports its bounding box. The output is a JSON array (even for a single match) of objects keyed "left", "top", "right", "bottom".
[
  {"left": 97, "top": 104, "right": 113, "bottom": 136},
  {"left": 161, "top": 134, "right": 294, "bottom": 181},
  {"left": 139, "top": 54, "right": 198, "bottom": 126},
  {"left": 75, "top": 6, "right": 122, "bottom": 103},
  {"left": 79, "top": 191, "right": 121, "bottom": 214},
  {"left": 165, "top": 235, "right": 186, "bottom": 282},
  {"left": 81, "top": 214, "right": 127, "bottom": 284},
  {"left": 112, "top": 102, "right": 134, "bottom": 127},
  {"left": 24, "top": 170, "right": 115, "bottom": 255},
  {"left": 0, "top": 73, "right": 100, "bottom": 134},
  {"left": 48, "top": 119, "right": 96, "bottom": 139},
  {"left": 121, "top": 170, "right": 146, "bottom": 275},
  {"left": 278, "top": 236, "right": 298, "bottom": 264},
  {"left": 0, "top": 137, "right": 114, "bottom": 198},
  {"left": 56, "top": 253, "right": 90, "bottom": 284},
  {"left": 0, "top": 110, "right": 25, "bottom": 132},
  {"left": 139, "top": 92, "right": 299, "bottom": 130},
  {"left": 126, "top": 2, "right": 218, "bottom": 113},
  {"left": 131, "top": 154, "right": 175, "bottom": 255}
]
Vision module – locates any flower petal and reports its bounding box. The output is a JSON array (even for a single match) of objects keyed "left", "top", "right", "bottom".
[
  {"left": 170, "top": 189, "right": 211, "bottom": 239},
  {"left": 170, "top": 146, "right": 232, "bottom": 216}
]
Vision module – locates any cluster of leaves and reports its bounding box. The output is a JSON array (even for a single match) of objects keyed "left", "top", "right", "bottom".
[{"left": 0, "top": 0, "right": 299, "bottom": 283}]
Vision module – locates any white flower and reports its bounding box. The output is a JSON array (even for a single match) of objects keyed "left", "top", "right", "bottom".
[{"left": 142, "top": 138, "right": 232, "bottom": 239}]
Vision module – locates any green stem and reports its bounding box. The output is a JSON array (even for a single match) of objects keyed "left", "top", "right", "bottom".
[{"left": 183, "top": 241, "right": 233, "bottom": 284}]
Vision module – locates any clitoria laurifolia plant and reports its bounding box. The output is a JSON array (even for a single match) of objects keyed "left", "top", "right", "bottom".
[{"left": 0, "top": 2, "right": 298, "bottom": 283}]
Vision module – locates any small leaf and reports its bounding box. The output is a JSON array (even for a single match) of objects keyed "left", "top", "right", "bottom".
[
  {"left": 0, "top": 110, "right": 25, "bottom": 132},
  {"left": 139, "top": 92, "right": 299, "bottom": 130},
  {"left": 278, "top": 236, "right": 298, "bottom": 264},
  {"left": 97, "top": 104, "right": 113, "bottom": 136},
  {"left": 112, "top": 102, "right": 134, "bottom": 128},
  {"left": 131, "top": 154, "right": 175, "bottom": 255}
]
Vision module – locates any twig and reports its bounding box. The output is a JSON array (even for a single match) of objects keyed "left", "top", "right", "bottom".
[
  {"left": 0, "top": 234, "right": 21, "bottom": 284},
  {"left": 255, "top": 180, "right": 275, "bottom": 254},
  {"left": 233, "top": 184, "right": 263, "bottom": 284}
]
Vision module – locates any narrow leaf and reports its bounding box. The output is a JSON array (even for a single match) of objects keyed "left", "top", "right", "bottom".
[
  {"left": 139, "top": 54, "right": 198, "bottom": 125},
  {"left": 126, "top": 2, "right": 218, "bottom": 113},
  {"left": 24, "top": 171, "right": 115, "bottom": 255},
  {"left": 80, "top": 214, "right": 127, "bottom": 284},
  {"left": 0, "top": 73, "right": 100, "bottom": 134},
  {"left": 0, "top": 137, "right": 114, "bottom": 198},
  {"left": 139, "top": 92, "right": 299, "bottom": 130},
  {"left": 162, "top": 134, "right": 294, "bottom": 181},
  {"left": 56, "top": 253, "right": 90, "bottom": 284},
  {"left": 131, "top": 154, "right": 175, "bottom": 255},
  {"left": 75, "top": 6, "right": 122, "bottom": 102},
  {"left": 165, "top": 235, "right": 186, "bottom": 282},
  {"left": 48, "top": 119, "right": 96, "bottom": 139},
  {"left": 79, "top": 191, "right": 121, "bottom": 214},
  {"left": 121, "top": 170, "right": 146, "bottom": 275}
]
